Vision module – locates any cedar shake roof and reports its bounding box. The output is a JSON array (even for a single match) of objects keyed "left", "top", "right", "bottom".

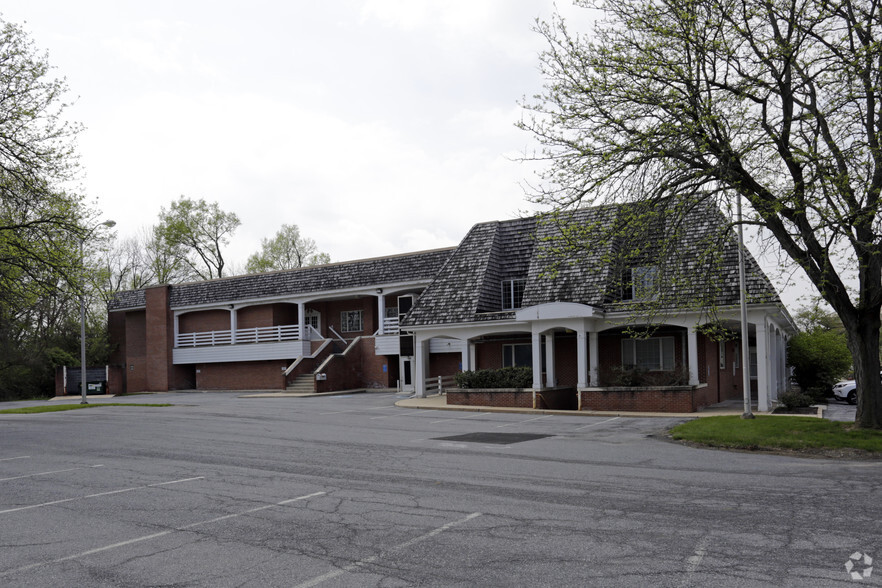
[
  {"left": 108, "top": 248, "right": 454, "bottom": 311},
  {"left": 402, "top": 202, "right": 782, "bottom": 327}
]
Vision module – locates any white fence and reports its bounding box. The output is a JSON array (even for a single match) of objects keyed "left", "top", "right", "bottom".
[
  {"left": 176, "top": 324, "right": 301, "bottom": 348},
  {"left": 382, "top": 316, "right": 400, "bottom": 334}
]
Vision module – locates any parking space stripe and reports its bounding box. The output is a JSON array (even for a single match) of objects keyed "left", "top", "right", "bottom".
[
  {"left": 293, "top": 512, "right": 481, "bottom": 588},
  {"left": 0, "top": 491, "right": 326, "bottom": 578},
  {"left": 370, "top": 410, "right": 425, "bottom": 420},
  {"left": 430, "top": 412, "right": 489, "bottom": 424},
  {"left": 574, "top": 416, "right": 620, "bottom": 431},
  {"left": 320, "top": 405, "right": 392, "bottom": 415},
  {"left": 495, "top": 415, "right": 551, "bottom": 428},
  {"left": 0, "top": 464, "right": 104, "bottom": 482},
  {"left": 0, "top": 476, "right": 204, "bottom": 516},
  {"left": 0, "top": 456, "right": 30, "bottom": 462}
]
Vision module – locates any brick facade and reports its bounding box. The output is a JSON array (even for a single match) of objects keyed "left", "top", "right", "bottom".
[
  {"left": 195, "top": 360, "right": 287, "bottom": 390},
  {"left": 447, "top": 389, "right": 534, "bottom": 408},
  {"left": 579, "top": 385, "right": 716, "bottom": 413}
]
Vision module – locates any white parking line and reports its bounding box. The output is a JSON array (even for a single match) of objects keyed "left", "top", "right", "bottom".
[
  {"left": 320, "top": 405, "right": 392, "bottom": 415},
  {"left": 0, "top": 464, "right": 104, "bottom": 482},
  {"left": 0, "top": 476, "right": 204, "bottom": 516},
  {"left": 574, "top": 416, "right": 621, "bottom": 431},
  {"left": 430, "top": 412, "right": 489, "bottom": 424},
  {"left": 680, "top": 535, "right": 710, "bottom": 587},
  {"left": 0, "top": 456, "right": 30, "bottom": 462},
  {"left": 496, "top": 415, "right": 551, "bottom": 428},
  {"left": 293, "top": 512, "right": 481, "bottom": 588},
  {"left": 370, "top": 410, "right": 424, "bottom": 420},
  {"left": 0, "top": 491, "right": 326, "bottom": 578}
]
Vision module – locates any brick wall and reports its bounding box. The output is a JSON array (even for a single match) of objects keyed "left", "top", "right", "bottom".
[
  {"left": 447, "top": 389, "right": 534, "bottom": 408},
  {"left": 429, "top": 353, "right": 461, "bottom": 377},
  {"left": 323, "top": 298, "right": 374, "bottom": 338},
  {"left": 579, "top": 386, "right": 709, "bottom": 412},
  {"left": 125, "top": 310, "right": 147, "bottom": 393},
  {"left": 196, "top": 361, "right": 286, "bottom": 389},
  {"left": 179, "top": 309, "right": 229, "bottom": 333},
  {"left": 315, "top": 338, "right": 365, "bottom": 392},
  {"left": 145, "top": 286, "right": 172, "bottom": 391}
]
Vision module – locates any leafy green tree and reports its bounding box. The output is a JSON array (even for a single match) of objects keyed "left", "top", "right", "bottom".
[
  {"left": 0, "top": 17, "right": 99, "bottom": 400},
  {"left": 521, "top": 0, "right": 882, "bottom": 428},
  {"left": 155, "top": 196, "right": 240, "bottom": 280},
  {"left": 245, "top": 224, "right": 329, "bottom": 274},
  {"left": 788, "top": 330, "right": 852, "bottom": 400}
]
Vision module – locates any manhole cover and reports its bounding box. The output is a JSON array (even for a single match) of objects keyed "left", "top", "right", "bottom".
[{"left": 433, "top": 432, "right": 552, "bottom": 445}]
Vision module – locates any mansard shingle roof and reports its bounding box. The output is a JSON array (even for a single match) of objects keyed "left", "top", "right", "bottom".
[
  {"left": 108, "top": 248, "right": 454, "bottom": 311},
  {"left": 402, "top": 202, "right": 782, "bottom": 327}
]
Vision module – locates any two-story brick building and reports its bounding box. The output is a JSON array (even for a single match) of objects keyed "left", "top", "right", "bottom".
[{"left": 107, "top": 202, "right": 795, "bottom": 412}]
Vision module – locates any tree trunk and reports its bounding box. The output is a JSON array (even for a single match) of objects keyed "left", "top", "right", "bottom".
[{"left": 846, "top": 307, "right": 882, "bottom": 429}]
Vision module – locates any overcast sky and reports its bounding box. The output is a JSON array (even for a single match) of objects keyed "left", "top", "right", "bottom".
[
  {"left": 3, "top": 1, "right": 814, "bottom": 309},
  {"left": 1, "top": 1, "right": 586, "bottom": 264}
]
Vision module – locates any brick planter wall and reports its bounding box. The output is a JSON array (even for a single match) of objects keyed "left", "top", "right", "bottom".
[
  {"left": 579, "top": 385, "right": 710, "bottom": 413},
  {"left": 447, "top": 388, "right": 534, "bottom": 408}
]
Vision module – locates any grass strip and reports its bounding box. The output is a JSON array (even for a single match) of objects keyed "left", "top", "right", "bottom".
[
  {"left": 671, "top": 415, "right": 882, "bottom": 453},
  {"left": 0, "top": 403, "right": 172, "bottom": 414}
]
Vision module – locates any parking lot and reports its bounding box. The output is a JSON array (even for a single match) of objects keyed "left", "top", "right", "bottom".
[{"left": 1, "top": 392, "right": 879, "bottom": 586}]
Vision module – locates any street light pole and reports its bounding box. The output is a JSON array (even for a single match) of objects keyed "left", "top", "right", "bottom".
[
  {"left": 736, "top": 195, "right": 754, "bottom": 419},
  {"left": 80, "top": 220, "right": 116, "bottom": 404}
]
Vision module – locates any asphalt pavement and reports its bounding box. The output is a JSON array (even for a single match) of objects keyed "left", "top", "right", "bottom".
[{"left": 0, "top": 392, "right": 878, "bottom": 587}]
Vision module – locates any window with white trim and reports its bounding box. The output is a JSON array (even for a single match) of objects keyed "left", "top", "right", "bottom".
[
  {"left": 503, "top": 343, "right": 532, "bottom": 368},
  {"left": 719, "top": 343, "right": 726, "bottom": 371},
  {"left": 622, "top": 266, "right": 658, "bottom": 301},
  {"left": 501, "top": 279, "right": 526, "bottom": 310},
  {"left": 340, "top": 310, "right": 363, "bottom": 333},
  {"left": 621, "top": 336, "right": 675, "bottom": 371}
]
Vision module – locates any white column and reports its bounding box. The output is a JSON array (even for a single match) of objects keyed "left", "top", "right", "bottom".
[
  {"left": 531, "top": 331, "right": 543, "bottom": 390},
  {"left": 576, "top": 330, "right": 588, "bottom": 389},
  {"left": 756, "top": 319, "right": 769, "bottom": 411},
  {"left": 687, "top": 325, "right": 699, "bottom": 386},
  {"left": 460, "top": 338, "right": 471, "bottom": 372},
  {"left": 780, "top": 333, "right": 788, "bottom": 393},
  {"left": 377, "top": 293, "right": 386, "bottom": 335},
  {"left": 589, "top": 331, "right": 599, "bottom": 387},
  {"left": 414, "top": 335, "right": 430, "bottom": 398},
  {"left": 297, "top": 302, "right": 305, "bottom": 340},
  {"left": 229, "top": 308, "right": 237, "bottom": 344},
  {"left": 173, "top": 314, "right": 180, "bottom": 347},
  {"left": 545, "top": 333, "right": 556, "bottom": 388}
]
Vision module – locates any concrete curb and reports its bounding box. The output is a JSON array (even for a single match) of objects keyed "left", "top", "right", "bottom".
[{"left": 393, "top": 395, "right": 779, "bottom": 419}]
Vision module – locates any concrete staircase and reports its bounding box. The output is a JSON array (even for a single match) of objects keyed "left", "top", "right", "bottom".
[{"left": 286, "top": 374, "right": 315, "bottom": 394}]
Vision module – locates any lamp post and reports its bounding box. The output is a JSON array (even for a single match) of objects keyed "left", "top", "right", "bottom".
[
  {"left": 736, "top": 196, "right": 754, "bottom": 419},
  {"left": 80, "top": 220, "right": 116, "bottom": 404}
]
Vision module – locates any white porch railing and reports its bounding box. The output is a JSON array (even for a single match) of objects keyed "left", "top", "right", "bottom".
[
  {"left": 176, "top": 324, "right": 301, "bottom": 348},
  {"left": 383, "top": 316, "right": 400, "bottom": 334}
]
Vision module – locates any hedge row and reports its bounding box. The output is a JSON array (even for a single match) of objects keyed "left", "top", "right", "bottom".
[{"left": 454, "top": 367, "right": 533, "bottom": 389}]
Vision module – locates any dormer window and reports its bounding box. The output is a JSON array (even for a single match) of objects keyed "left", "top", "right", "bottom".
[
  {"left": 501, "top": 278, "right": 526, "bottom": 310},
  {"left": 622, "top": 266, "right": 658, "bottom": 301}
]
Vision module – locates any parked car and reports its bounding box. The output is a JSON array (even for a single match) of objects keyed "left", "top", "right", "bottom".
[
  {"left": 833, "top": 379, "right": 857, "bottom": 404},
  {"left": 832, "top": 372, "right": 882, "bottom": 405}
]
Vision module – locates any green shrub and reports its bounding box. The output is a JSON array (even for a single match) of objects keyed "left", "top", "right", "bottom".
[
  {"left": 780, "top": 390, "right": 814, "bottom": 409},
  {"left": 599, "top": 364, "right": 689, "bottom": 387},
  {"left": 787, "top": 329, "right": 852, "bottom": 395},
  {"left": 454, "top": 367, "right": 533, "bottom": 389}
]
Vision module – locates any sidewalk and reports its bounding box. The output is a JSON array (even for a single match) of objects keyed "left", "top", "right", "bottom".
[{"left": 395, "top": 395, "right": 825, "bottom": 419}]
